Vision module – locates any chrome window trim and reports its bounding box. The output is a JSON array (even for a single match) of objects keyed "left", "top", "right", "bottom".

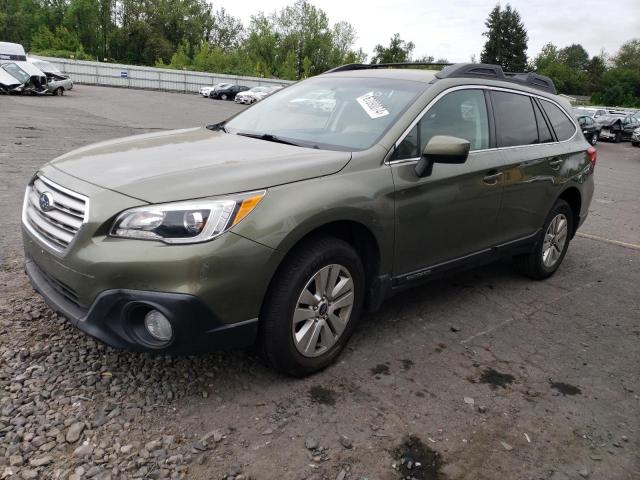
[
  {"left": 21, "top": 174, "right": 90, "bottom": 256},
  {"left": 387, "top": 84, "right": 578, "bottom": 166}
]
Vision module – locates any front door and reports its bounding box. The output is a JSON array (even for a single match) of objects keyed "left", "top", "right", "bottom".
[{"left": 391, "top": 88, "right": 505, "bottom": 276}]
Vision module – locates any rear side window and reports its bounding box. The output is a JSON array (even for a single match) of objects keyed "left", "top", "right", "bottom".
[
  {"left": 533, "top": 101, "right": 554, "bottom": 143},
  {"left": 492, "top": 91, "right": 538, "bottom": 147},
  {"left": 540, "top": 100, "right": 576, "bottom": 141}
]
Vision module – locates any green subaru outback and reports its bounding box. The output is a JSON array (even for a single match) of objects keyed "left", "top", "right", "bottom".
[{"left": 23, "top": 63, "right": 595, "bottom": 376}]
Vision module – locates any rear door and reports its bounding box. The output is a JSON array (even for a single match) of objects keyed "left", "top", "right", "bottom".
[
  {"left": 496, "top": 91, "right": 579, "bottom": 242},
  {"left": 391, "top": 88, "right": 506, "bottom": 276}
]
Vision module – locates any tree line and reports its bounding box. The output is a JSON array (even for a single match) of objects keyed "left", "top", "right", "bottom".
[{"left": 0, "top": 0, "right": 638, "bottom": 105}]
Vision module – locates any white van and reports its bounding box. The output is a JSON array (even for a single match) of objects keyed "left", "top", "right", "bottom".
[{"left": 0, "top": 42, "right": 27, "bottom": 62}]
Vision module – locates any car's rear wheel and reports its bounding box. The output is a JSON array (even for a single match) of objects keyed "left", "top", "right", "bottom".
[
  {"left": 632, "top": 142, "right": 640, "bottom": 147},
  {"left": 590, "top": 132, "right": 598, "bottom": 145},
  {"left": 614, "top": 131, "right": 622, "bottom": 143},
  {"left": 514, "top": 199, "right": 573, "bottom": 280},
  {"left": 259, "top": 236, "right": 364, "bottom": 376}
]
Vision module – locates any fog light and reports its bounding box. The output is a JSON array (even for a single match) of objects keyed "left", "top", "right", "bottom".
[{"left": 144, "top": 310, "right": 172, "bottom": 341}]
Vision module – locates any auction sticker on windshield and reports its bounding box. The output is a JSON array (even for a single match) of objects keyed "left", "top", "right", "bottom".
[{"left": 356, "top": 92, "right": 390, "bottom": 119}]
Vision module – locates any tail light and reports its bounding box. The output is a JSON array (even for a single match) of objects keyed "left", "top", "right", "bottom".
[{"left": 586, "top": 146, "right": 597, "bottom": 167}]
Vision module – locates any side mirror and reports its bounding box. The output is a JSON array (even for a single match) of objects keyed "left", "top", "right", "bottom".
[{"left": 415, "top": 135, "right": 471, "bottom": 177}]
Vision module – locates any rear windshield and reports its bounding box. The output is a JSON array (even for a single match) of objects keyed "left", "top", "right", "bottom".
[{"left": 226, "top": 76, "right": 426, "bottom": 151}]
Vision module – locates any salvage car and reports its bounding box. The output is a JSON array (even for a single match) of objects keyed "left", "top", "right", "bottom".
[
  {"left": 632, "top": 127, "right": 640, "bottom": 147},
  {"left": 0, "top": 66, "right": 23, "bottom": 93},
  {"left": 597, "top": 113, "right": 640, "bottom": 142},
  {"left": 209, "top": 84, "right": 249, "bottom": 100},
  {"left": 577, "top": 115, "right": 601, "bottom": 145},
  {"left": 0, "top": 41, "right": 27, "bottom": 62},
  {"left": 28, "top": 58, "right": 73, "bottom": 95},
  {"left": 573, "top": 107, "right": 607, "bottom": 119},
  {"left": 1, "top": 61, "right": 47, "bottom": 94},
  {"left": 22, "top": 63, "right": 595, "bottom": 376},
  {"left": 199, "top": 83, "right": 232, "bottom": 97}
]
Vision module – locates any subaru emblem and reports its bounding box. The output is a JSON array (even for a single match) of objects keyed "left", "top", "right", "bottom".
[{"left": 39, "top": 191, "right": 54, "bottom": 212}]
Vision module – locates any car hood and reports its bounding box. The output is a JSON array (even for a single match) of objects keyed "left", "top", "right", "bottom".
[{"left": 49, "top": 127, "right": 352, "bottom": 203}]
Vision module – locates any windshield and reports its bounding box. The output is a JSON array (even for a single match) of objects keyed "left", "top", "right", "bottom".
[
  {"left": 2, "top": 63, "right": 29, "bottom": 83},
  {"left": 226, "top": 77, "right": 425, "bottom": 151}
]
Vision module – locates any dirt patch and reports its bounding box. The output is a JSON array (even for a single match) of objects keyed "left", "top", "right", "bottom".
[
  {"left": 401, "top": 359, "right": 414, "bottom": 371},
  {"left": 371, "top": 363, "right": 391, "bottom": 376},
  {"left": 550, "top": 381, "right": 582, "bottom": 396},
  {"left": 479, "top": 368, "right": 515, "bottom": 389},
  {"left": 392, "top": 435, "right": 443, "bottom": 480},
  {"left": 308, "top": 385, "right": 336, "bottom": 406}
]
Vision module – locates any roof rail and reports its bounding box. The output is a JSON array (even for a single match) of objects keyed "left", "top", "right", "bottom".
[
  {"left": 325, "top": 62, "right": 452, "bottom": 73},
  {"left": 435, "top": 63, "right": 557, "bottom": 94}
]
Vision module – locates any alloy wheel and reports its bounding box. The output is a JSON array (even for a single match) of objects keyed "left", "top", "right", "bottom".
[
  {"left": 292, "top": 264, "right": 354, "bottom": 358},
  {"left": 542, "top": 213, "right": 568, "bottom": 268}
]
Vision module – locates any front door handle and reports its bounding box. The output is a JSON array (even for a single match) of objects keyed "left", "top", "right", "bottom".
[{"left": 483, "top": 171, "right": 503, "bottom": 185}]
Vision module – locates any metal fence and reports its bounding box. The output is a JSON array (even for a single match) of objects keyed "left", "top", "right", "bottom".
[{"left": 36, "top": 56, "right": 293, "bottom": 93}]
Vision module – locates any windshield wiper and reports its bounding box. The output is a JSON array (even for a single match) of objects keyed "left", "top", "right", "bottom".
[
  {"left": 206, "top": 121, "right": 227, "bottom": 132},
  {"left": 236, "top": 132, "right": 301, "bottom": 147}
]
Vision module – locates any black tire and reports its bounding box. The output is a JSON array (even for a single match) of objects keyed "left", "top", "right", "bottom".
[
  {"left": 221, "top": 93, "right": 228, "bottom": 100},
  {"left": 514, "top": 199, "right": 574, "bottom": 280},
  {"left": 590, "top": 132, "right": 598, "bottom": 145},
  {"left": 632, "top": 142, "right": 640, "bottom": 147},
  {"left": 55, "top": 87, "right": 64, "bottom": 96},
  {"left": 259, "top": 236, "right": 365, "bottom": 376},
  {"left": 614, "top": 131, "right": 622, "bottom": 143}
]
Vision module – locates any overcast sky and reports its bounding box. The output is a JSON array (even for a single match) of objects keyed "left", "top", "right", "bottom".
[{"left": 223, "top": 0, "right": 639, "bottom": 62}]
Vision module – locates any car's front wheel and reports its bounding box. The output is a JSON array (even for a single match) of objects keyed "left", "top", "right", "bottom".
[
  {"left": 259, "top": 236, "right": 364, "bottom": 376},
  {"left": 514, "top": 199, "right": 573, "bottom": 280},
  {"left": 221, "top": 93, "right": 228, "bottom": 100}
]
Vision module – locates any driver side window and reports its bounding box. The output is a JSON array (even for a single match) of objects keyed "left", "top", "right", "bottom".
[{"left": 394, "top": 89, "right": 489, "bottom": 160}]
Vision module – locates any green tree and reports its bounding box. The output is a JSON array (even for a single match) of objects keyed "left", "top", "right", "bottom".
[
  {"left": 209, "top": 8, "right": 244, "bottom": 52},
  {"left": 480, "top": 3, "right": 528, "bottom": 71},
  {"left": 614, "top": 39, "right": 640, "bottom": 70},
  {"left": 371, "top": 33, "right": 414, "bottom": 63}
]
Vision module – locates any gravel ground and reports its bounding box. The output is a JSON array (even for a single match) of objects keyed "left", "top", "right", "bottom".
[{"left": 1, "top": 86, "right": 639, "bottom": 480}]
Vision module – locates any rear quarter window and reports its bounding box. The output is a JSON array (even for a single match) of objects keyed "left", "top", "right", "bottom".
[{"left": 540, "top": 100, "right": 576, "bottom": 141}]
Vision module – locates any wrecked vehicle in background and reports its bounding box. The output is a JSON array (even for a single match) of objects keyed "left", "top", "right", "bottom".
[
  {"left": 597, "top": 113, "right": 640, "bottom": 143},
  {"left": 0, "top": 66, "right": 23, "bottom": 93},
  {"left": 28, "top": 57, "right": 73, "bottom": 95},
  {"left": 0, "top": 41, "right": 27, "bottom": 62},
  {"left": 0, "top": 61, "right": 47, "bottom": 94}
]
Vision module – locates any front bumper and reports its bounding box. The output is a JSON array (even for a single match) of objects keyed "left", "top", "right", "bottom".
[
  {"left": 25, "top": 256, "right": 258, "bottom": 353},
  {"left": 22, "top": 167, "right": 284, "bottom": 354}
]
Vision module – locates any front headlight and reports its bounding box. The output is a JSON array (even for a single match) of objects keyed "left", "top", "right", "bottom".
[{"left": 109, "top": 191, "right": 265, "bottom": 244}]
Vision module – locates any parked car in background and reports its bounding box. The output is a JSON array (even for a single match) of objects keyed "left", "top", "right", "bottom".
[
  {"left": 235, "top": 86, "right": 283, "bottom": 105},
  {"left": 0, "top": 41, "right": 27, "bottom": 62},
  {"left": 632, "top": 128, "right": 640, "bottom": 147},
  {"left": 1, "top": 61, "right": 47, "bottom": 94},
  {"left": 22, "top": 62, "right": 595, "bottom": 376},
  {"left": 210, "top": 84, "right": 249, "bottom": 100},
  {"left": 28, "top": 58, "right": 73, "bottom": 95},
  {"left": 199, "top": 83, "right": 232, "bottom": 97},
  {"left": 577, "top": 115, "right": 601, "bottom": 145},
  {"left": 573, "top": 107, "right": 607, "bottom": 119},
  {"left": 597, "top": 114, "right": 640, "bottom": 143}
]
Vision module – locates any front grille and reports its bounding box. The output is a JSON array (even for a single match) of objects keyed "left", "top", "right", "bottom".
[{"left": 22, "top": 175, "right": 88, "bottom": 253}]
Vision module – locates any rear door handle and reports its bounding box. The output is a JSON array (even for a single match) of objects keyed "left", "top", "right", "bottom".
[
  {"left": 483, "top": 171, "right": 503, "bottom": 185},
  {"left": 549, "top": 158, "right": 564, "bottom": 170}
]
